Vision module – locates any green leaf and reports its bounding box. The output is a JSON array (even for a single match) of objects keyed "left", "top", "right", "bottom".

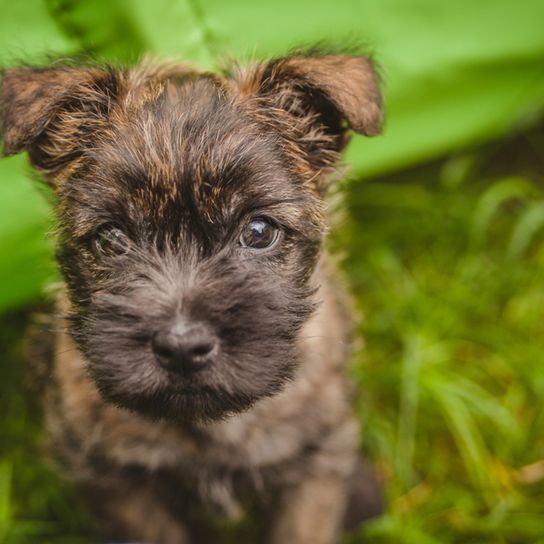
[
  {"left": 426, "top": 376, "right": 496, "bottom": 494},
  {"left": 470, "top": 176, "right": 539, "bottom": 246},
  {"left": 508, "top": 201, "right": 544, "bottom": 259}
]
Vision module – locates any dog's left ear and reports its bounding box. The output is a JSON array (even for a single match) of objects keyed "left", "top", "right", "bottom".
[
  {"left": 231, "top": 53, "right": 382, "bottom": 176},
  {"left": 0, "top": 66, "right": 120, "bottom": 184}
]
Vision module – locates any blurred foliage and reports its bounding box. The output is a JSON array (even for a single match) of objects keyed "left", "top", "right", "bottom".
[
  {"left": 336, "top": 123, "right": 544, "bottom": 543},
  {"left": 0, "top": 310, "right": 92, "bottom": 544},
  {"left": 1, "top": 1, "right": 544, "bottom": 543}
]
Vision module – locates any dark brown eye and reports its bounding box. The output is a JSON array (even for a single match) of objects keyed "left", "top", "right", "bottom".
[
  {"left": 240, "top": 218, "right": 280, "bottom": 250},
  {"left": 93, "top": 225, "right": 130, "bottom": 257}
]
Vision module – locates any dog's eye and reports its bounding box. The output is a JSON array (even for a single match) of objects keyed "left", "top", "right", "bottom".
[
  {"left": 93, "top": 225, "right": 130, "bottom": 257},
  {"left": 240, "top": 219, "right": 280, "bottom": 250}
]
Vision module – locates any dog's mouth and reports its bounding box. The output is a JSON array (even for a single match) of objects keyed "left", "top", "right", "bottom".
[
  {"left": 164, "top": 382, "right": 214, "bottom": 396},
  {"left": 103, "top": 380, "right": 260, "bottom": 423}
]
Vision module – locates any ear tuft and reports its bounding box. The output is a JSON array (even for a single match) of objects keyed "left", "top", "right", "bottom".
[
  {"left": 265, "top": 55, "right": 383, "bottom": 137},
  {"left": 230, "top": 52, "right": 383, "bottom": 182},
  {"left": 0, "top": 65, "right": 120, "bottom": 179}
]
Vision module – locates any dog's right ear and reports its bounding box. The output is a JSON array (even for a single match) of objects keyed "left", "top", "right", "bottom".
[
  {"left": 0, "top": 66, "right": 120, "bottom": 184},
  {"left": 229, "top": 52, "right": 382, "bottom": 193}
]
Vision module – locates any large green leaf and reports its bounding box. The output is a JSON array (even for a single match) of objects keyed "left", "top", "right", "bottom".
[{"left": 1, "top": 0, "right": 543, "bottom": 310}]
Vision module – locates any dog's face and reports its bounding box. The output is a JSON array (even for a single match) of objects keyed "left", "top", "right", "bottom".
[{"left": 1, "top": 53, "right": 381, "bottom": 422}]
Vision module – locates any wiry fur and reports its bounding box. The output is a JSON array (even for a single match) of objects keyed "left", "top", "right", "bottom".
[{"left": 1, "top": 50, "right": 383, "bottom": 543}]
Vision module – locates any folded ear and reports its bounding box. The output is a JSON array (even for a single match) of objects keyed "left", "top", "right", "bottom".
[
  {"left": 231, "top": 52, "right": 383, "bottom": 180},
  {"left": 0, "top": 65, "right": 120, "bottom": 183}
]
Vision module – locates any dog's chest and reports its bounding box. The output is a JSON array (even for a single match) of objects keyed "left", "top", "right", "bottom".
[
  {"left": 91, "top": 391, "right": 316, "bottom": 519},
  {"left": 132, "top": 384, "right": 315, "bottom": 473}
]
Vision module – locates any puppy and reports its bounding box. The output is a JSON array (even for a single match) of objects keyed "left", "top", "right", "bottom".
[{"left": 0, "top": 50, "right": 382, "bottom": 543}]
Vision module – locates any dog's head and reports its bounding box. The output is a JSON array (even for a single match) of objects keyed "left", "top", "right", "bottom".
[{"left": 1, "top": 52, "right": 382, "bottom": 422}]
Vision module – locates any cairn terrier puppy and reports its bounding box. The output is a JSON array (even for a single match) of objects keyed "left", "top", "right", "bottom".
[{"left": 1, "top": 50, "right": 382, "bottom": 543}]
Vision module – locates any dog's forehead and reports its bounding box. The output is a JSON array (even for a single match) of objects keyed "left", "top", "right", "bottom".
[{"left": 86, "top": 77, "right": 302, "bottom": 227}]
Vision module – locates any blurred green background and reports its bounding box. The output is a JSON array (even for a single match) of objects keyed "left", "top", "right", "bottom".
[{"left": 1, "top": 1, "right": 544, "bottom": 542}]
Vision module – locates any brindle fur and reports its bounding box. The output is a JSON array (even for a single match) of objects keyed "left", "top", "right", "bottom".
[{"left": 1, "top": 50, "right": 383, "bottom": 543}]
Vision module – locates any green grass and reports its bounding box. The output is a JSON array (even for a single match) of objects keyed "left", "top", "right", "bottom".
[
  {"left": 339, "top": 123, "right": 544, "bottom": 543},
  {"left": 0, "top": 310, "right": 92, "bottom": 543},
  {"left": 1, "top": 124, "right": 544, "bottom": 543}
]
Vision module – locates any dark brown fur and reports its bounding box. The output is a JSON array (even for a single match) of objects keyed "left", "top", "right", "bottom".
[{"left": 1, "top": 50, "right": 383, "bottom": 543}]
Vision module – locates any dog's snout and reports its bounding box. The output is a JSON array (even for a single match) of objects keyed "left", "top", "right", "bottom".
[{"left": 151, "top": 323, "right": 218, "bottom": 375}]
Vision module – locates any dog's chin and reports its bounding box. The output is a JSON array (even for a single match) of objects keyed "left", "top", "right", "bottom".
[{"left": 94, "top": 382, "right": 265, "bottom": 424}]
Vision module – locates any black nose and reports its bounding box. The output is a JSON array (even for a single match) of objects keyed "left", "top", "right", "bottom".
[{"left": 151, "top": 323, "right": 218, "bottom": 375}]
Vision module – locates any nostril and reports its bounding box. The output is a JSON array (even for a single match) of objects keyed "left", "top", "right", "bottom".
[
  {"left": 189, "top": 341, "right": 215, "bottom": 358},
  {"left": 151, "top": 324, "right": 218, "bottom": 375}
]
